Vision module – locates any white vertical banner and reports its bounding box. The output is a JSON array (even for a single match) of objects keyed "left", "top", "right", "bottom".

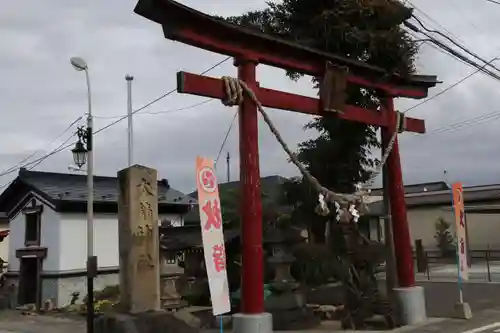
[
  {"left": 195, "top": 156, "right": 231, "bottom": 315},
  {"left": 452, "top": 182, "right": 468, "bottom": 281}
]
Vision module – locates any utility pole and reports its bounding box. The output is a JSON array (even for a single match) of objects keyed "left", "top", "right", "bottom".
[
  {"left": 126, "top": 75, "right": 134, "bottom": 167},
  {"left": 226, "top": 151, "right": 231, "bottom": 182}
]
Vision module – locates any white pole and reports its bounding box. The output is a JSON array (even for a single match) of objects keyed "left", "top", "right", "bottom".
[
  {"left": 84, "top": 68, "right": 96, "bottom": 333},
  {"left": 126, "top": 75, "right": 134, "bottom": 167}
]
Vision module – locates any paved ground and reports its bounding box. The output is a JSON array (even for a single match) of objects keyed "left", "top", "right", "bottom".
[
  {"left": 0, "top": 308, "right": 498, "bottom": 333},
  {"left": 397, "top": 306, "right": 500, "bottom": 333},
  {"left": 378, "top": 279, "right": 500, "bottom": 317},
  {"left": 1, "top": 280, "right": 500, "bottom": 332},
  {"left": 418, "top": 280, "right": 500, "bottom": 317},
  {"left": 0, "top": 311, "right": 85, "bottom": 333}
]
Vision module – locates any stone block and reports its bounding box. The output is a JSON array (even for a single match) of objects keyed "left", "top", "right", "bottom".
[
  {"left": 270, "top": 307, "right": 320, "bottom": 331},
  {"left": 305, "top": 282, "right": 345, "bottom": 306},
  {"left": 94, "top": 310, "right": 200, "bottom": 333},
  {"left": 265, "top": 292, "right": 305, "bottom": 311}
]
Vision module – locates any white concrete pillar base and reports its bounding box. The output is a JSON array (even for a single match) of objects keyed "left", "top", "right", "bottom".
[
  {"left": 394, "top": 286, "right": 427, "bottom": 325},
  {"left": 232, "top": 312, "right": 273, "bottom": 333}
]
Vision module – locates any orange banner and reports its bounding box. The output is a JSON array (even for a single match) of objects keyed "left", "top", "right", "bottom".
[
  {"left": 195, "top": 156, "right": 231, "bottom": 315},
  {"left": 452, "top": 182, "right": 468, "bottom": 281}
]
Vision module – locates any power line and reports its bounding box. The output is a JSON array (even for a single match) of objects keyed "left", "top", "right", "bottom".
[
  {"left": 0, "top": 116, "right": 83, "bottom": 176},
  {"left": 405, "top": 1, "right": 470, "bottom": 47},
  {"left": 0, "top": 138, "right": 77, "bottom": 189},
  {"left": 404, "top": 21, "right": 500, "bottom": 82},
  {"left": 402, "top": 109, "right": 500, "bottom": 143},
  {"left": 215, "top": 112, "right": 238, "bottom": 167},
  {"left": 427, "top": 111, "right": 500, "bottom": 135},
  {"left": 484, "top": 0, "right": 500, "bottom": 5},
  {"left": 27, "top": 133, "right": 78, "bottom": 170},
  {"left": 0, "top": 56, "right": 232, "bottom": 183},
  {"left": 416, "top": 32, "right": 481, "bottom": 70},
  {"left": 94, "top": 99, "right": 214, "bottom": 119},
  {"left": 94, "top": 56, "right": 231, "bottom": 135},
  {"left": 0, "top": 137, "right": 77, "bottom": 178},
  {"left": 410, "top": 15, "right": 500, "bottom": 75},
  {"left": 403, "top": 56, "right": 499, "bottom": 113}
]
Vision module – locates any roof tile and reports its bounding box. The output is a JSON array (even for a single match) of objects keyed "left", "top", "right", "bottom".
[{"left": 18, "top": 168, "right": 196, "bottom": 206}]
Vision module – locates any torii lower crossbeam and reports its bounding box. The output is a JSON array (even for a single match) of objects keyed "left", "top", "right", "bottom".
[{"left": 177, "top": 71, "right": 427, "bottom": 133}]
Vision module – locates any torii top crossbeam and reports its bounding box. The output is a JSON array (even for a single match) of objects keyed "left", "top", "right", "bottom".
[
  {"left": 135, "top": 0, "right": 439, "bottom": 98},
  {"left": 135, "top": 0, "right": 439, "bottom": 134},
  {"left": 134, "top": 0, "right": 439, "bottom": 321}
]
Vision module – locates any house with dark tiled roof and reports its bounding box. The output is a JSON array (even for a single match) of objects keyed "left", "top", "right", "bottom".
[
  {"left": 0, "top": 167, "right": 196, "bottom": 309},
  {"left": 365, "top": 181, "right": 500, "bottom": 250}
]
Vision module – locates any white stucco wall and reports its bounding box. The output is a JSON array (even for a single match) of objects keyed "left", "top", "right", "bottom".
[
  {"left": 0, "top": 221, "right": 9, "bottom": 266},
  {"left": 405, "top": 205, "right": 500, "bottom": 250},
  {"left": 58, "top": 212, "right": 185, "bottom": 272},
  {"left": 8, "top": 196, "right": 60, "bottom": 272}
]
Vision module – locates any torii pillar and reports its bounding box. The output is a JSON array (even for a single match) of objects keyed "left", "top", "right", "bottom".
[{"left": 134, "top": 0, "right": 439, "bottom": 329}]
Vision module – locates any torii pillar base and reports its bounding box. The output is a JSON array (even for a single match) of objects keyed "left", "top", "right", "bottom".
[
  {"left": 233, "top": 313, "right": 273, "bottom": 333},
  {"left": 394, "top": 286, "right": 427, "bottom": 325},
  {"left": 382, "top": 97, "right": 426, "bottom": 326}
]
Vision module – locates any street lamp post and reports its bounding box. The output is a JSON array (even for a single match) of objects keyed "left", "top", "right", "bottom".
[{"left": 70, "top": 56, "right": 96, "bottom": 333}]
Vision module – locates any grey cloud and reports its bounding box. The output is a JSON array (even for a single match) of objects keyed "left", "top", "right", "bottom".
[{"left": 1, "top": 0, "right": 500, "bottom": 194}]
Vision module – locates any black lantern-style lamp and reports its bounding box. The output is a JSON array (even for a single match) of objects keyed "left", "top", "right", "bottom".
[{"left": 72, "top": 140, "right": 88, "bottom": 168}]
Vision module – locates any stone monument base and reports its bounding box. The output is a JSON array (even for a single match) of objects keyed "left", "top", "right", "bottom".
[
  {"left": 264, "top": 292, "right": 320, "bottom": 330},
  {"left": 394, "top": 286, "right": 426, "bottom": 325},
  {"left": 94, "top": 310, "right": 200, "bottom": 333},
  {"left": 271, "top": 307, "right": 320, "bottom": 331},
  {"left": 453, "top": 302, "right": 472, "bottom": 319},
  {"left": 232, "top": 312, "right": 273, "bottom": 333}
]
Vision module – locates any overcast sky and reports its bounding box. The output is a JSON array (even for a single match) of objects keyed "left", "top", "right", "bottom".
[{"left": 1, "top": 0, "right": 499, "bottom": 194}]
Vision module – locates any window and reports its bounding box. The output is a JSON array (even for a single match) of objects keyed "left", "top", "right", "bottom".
[
  {"left": 165, "top": 252, "right": 177, "bottom": 265},
  {"left": 25, "top": 213, "right": 40, "bottom": 246}
]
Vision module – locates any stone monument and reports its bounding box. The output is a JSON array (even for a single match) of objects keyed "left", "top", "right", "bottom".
[
  {"left": 94, "top": 165, "right": 200, "bottom": 333},
  {"left": 117, "top": 165, "right": 161, "bottom": 312}
]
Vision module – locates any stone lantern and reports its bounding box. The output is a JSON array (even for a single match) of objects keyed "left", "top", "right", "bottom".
[
  {"left": 159, "top": 249, "right": 187, "bottom": 310},
  {"left": 264, "top": 227, "right": 319, "bottom": 330}
]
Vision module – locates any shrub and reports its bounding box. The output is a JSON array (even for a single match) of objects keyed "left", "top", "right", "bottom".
[{"left": 434, "top": 217, "right": 455, "bottom": 257}]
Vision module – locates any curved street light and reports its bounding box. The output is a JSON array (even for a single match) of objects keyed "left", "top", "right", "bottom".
[
  {"left": 70, "top": 56, "right": 95, "bottom": 333},
  {"left": 70, "top": 57, "right": 88, "bottom": 71}
]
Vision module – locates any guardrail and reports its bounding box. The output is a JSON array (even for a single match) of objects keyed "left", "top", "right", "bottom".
[{"left": 412, "top": 249, "right": 500, "bottom": 282}]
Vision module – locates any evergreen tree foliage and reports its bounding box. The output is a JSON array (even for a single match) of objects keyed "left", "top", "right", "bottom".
[{"left": 225, "top": 0, "right": 418, "bottom": 241}]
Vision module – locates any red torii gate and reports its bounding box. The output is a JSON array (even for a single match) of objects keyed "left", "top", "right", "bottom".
[{"left": 134, "top": 0, "right": 438, "bottom": 326}]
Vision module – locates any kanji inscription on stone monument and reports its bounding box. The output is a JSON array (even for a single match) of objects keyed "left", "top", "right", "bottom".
[{"left": 118, "top": 165, "right": 161, "bottom": 313}]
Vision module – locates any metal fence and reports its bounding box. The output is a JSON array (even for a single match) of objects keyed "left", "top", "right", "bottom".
[{"left": 414, "top": 249, "right": 500, "bottom": 282}]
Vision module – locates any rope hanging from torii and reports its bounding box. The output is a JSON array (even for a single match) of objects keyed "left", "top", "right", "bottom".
[{"left": 220, "top": 75, "right": 404, "bottom": 220}]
